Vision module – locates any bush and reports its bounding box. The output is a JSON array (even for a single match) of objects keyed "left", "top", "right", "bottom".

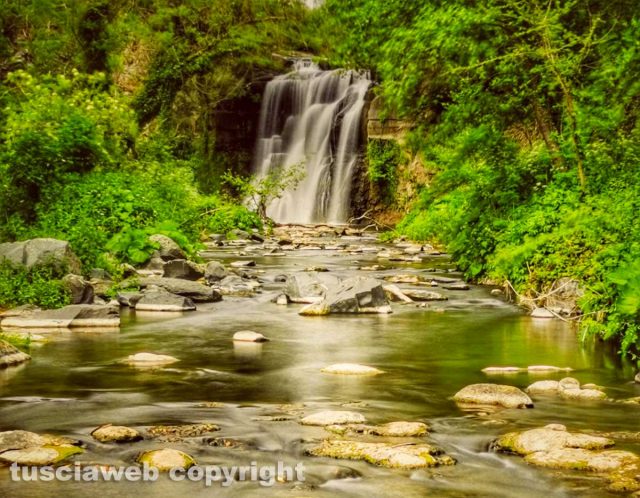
[{"left": 0, "top": 260, "right": 71, "bottom": 309}]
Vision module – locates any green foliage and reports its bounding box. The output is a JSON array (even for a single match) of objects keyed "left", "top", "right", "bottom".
[
  {"left": 0, "top": 332, "right": 31, "bottom": 351},
  {"left": 367, "top": 139, "right": 401, "bottom": 200},
  {"left": 0, "top": 260, "right": 71, "bottom": 310},
  {"left": 206, "top": 203, "right": 262, "bottom": 236}
]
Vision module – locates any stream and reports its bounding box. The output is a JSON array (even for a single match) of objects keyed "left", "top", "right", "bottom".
[{"left": 0, "top": 226, "right": 638, "bottom": 497}]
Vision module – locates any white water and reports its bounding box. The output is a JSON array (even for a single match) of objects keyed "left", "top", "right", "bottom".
[{"left": 253, "top": 60, "right": 371, "bottom": 224}]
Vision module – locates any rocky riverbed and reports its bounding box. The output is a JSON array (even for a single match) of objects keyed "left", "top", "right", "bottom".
[{"left": 0, "top": 225, "right": 639, "bottom": 497}]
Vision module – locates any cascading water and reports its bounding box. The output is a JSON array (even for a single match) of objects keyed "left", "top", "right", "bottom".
[{"left": 252, "top": 60, "right": 371, "bottom": 224}]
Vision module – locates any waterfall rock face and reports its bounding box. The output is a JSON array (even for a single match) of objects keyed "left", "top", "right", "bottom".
[{"left": 253, "top": 60, "right": 371, "bottom": 224}]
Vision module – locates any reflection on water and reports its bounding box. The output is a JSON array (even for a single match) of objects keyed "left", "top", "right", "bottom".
[{"left": 0, "top": 241, "right": 638, "bottom": 497}]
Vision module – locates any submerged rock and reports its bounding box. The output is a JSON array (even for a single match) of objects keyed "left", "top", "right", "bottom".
[
  {"left": 124, "top": 352, "right": 179, "bottom": 367},
  {"left": 453, "top": 384, "right": 534, "bottom": 409},
  {"left": 320, "top": 363, "right": 384, "bottom": 375},
  {"left": 300, "top": 411, "right": 366, "bottom": 426},
  {"left": 91, "top": 424, "right": 142, "bottom": 443},
  {"left": 492, "top": 425, "right": 614, "bottom": 455},
  {"left": 326, "top": 421, "right": 429, "bottom": 437},
  {"left": 306, "top": 440, "right": 455, "bottom": 469},
  {"left": 137, "top": 448, "right": 195, "bottom": 471},
  {"left": 526, "top": 380, "right": 561, "bottom": 394},
  {"left": 0, "top": 340, "right": 31, "bottom": 368},
  {"left": 146, "top": 423, "right": 220, "bottom": 442},
  {"left": 526, "top": 377, "right": 608, "bottom": 400},
  {"left": 232, "top": 331, "right": 269, "bottom": 342},
  {"left": 230, "top": 260, "right": 256, "bottom": 268}
]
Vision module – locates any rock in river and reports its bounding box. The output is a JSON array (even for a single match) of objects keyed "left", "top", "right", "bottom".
[
  {"left": 135, "top": 277, "right": 221, "bottom": 302},
  {"left": 0, "top": 304, "right": 120, "bottom": 329},
  {"left": 320, "top": 363, "right": 384, "bottom": 375},
  {"left": 0, "top": 340, "right": 31, "bottom": 368},
  {"left": 299, "top": 277, "right": 392, "bottom": 315},
  {"left": 232, "top": 330, "right": 269, "bottom": 342},
  {"left": 300, "top": 411, "right": 366, "bottom": 426},
  {"left": 162, "top": 259, "right": 204, "bottom": 281},
  {"left": 306, "top": 440, "right": 455, "bottom": 469},
  {"left": 0, "top": 445, "right": 83, "bottom": 466},
  {"left": 134, "top": 290, "right": 196, "bottom": 312},
  {"left": 125, "top": 352, "right": 179, "bottom": 367},
  {"left": 149, "top": 234, "right": 186, "bottom": 261},
  {"left": 453, "top": 383, "right": 534, "bottom": 409},
  {"left": 91, "top": 424, "right": 142, "bottom": 443},
  {"left": 326, "top": 421, "right": 429, "bottom": 437},
  {"left": 401, "top": 289, "right": 447, "bottom": 301},
  {"left": 284, "top": 272, "right": 340, "bottom": 304},
  {"left": 137, "top": 449, "right": 195, "bottom": 471}
]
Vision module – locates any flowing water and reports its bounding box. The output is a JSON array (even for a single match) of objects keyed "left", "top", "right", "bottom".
[
  {"left": 0, "top": 229, "right": 638, "bottom": 497},
  {"left": 253, "top": 61, "right": 371, "bottom": 224}
]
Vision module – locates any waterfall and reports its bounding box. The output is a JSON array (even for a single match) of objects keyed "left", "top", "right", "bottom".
[{"left": 253, "top": 60, "right": 371, "bottom": 224}]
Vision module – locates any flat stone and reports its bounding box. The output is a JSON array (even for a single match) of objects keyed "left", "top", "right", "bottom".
[
  {"left": 0, "top": 430, "right": 44, "bottom": 453},
  {"left": 525, "top": 448, "right": 639, "bottom": 473},
  {"left": 321, "top": 363, "right": 384, "bottom": 375},
  {"left": 326, "top": 421, "right": 428, "bottom": 437},
  {"left": 137, "top": 449, "right": 195, "bottom": 471},
  {"left": 401, "top": 289, "right": 447, "bottom": 301},
  {"left": 453, "top": 384, "right": 533, "bottom": 409},
  {"left": 232, "top": 331, "right": 269, "bottom": 342},
  {"left": 135, "top": 277, "right": 221, "bottom": 302},
  {"left": 482, "top": 367, "right": 523, "bottom": 374},
  {"left": 300, "top": 411, "right": 366, "bottom": 426},
  {"left": 135, "top": 291, "right": 196, "bottom": 312},
  {"left": 442, "top": 283, "right": 470, "bottom": 290},
  {"left": 230, "top": 260, "right": 256, "bottom": 268},
  {"left": 527, "top": 365, "right": 573, "bottom": 373},
  {"left": 493, "top": 426, "right": 614, "bottom": 455},
  {"left": 383, "top": 275, "right": 425, "bottom": 284},
  {"left": 284, "top": 272, "right": 340, "bottom": 303},
  {"left": 306, "top": 440, "right": 455, "bottom": 469},
  {"left": 560, "top": 388, "right": 608, "bottom": 400},
  {"left": 383, "top": 284, "right": 413, "bottom": 303},
  {"left": 0, "top": 304, "right": 120, "bottom": 329},
  {"left": 0, "top": 445, "right": 83, "bottom": 465},
  {"left": 91, "top": 424, "right": 142, "bottom": 443},
  {"left": 124, "top": 352, "right": 179, "bottom": 367}
]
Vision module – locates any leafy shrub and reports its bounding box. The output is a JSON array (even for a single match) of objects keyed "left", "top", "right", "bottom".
[
  {"left": 0, "top": 261, "right": 71, "bottom": 309},
  {"left": 367, "top": 138, "right": 402, "bottom": 200}
]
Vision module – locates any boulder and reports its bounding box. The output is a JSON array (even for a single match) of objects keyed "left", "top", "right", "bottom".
[
  {"left": 162, "top": 260, "right": 204, "bottom": 281},
  {"left": 135, "top": 290, "right": 196, "bottom": 312},
  {"left": 116, "top": 292, "right": 144, "bottom": 308},
  {"left": 89, "top": 278, "right": 113, "bottom": 298},
  {"left": 148, "top": 234, "right": 185, "bottom": 261},
  {"left": 383, "top": 284, "right": 413, "bottom": 303},
  {"left": 306, "top": 440, "right": 455, "bottom": 469},
  {"left": 560, "top": 388, "right": 607, "bottom": 401},
  {"left": 321, "top": 363, "right": 384, "bottom": 375},
  {"left": 453, "top": 384, "right": 534, "bottom": 409},
  {"left": 124, "top": 352, "right": 179, "bottom": 367},
  {"left": 0, "top": 238, "right": 82, "bottom": 274},
  {"left": 135, "top": 277, "right": 222, "bottom": 302},
  {"left": 559, "top": 377, "right": 581, "bottom": 391},
  {"left": 229, "top": 229, "right": 250, "bottom": 240},
  {"left": 300, "top": 411, "right": 366, "bottom": 426},
  {"left": 62, "top": 274, "right": 94, "bottom": 304},
  {"left": 0, "top": 304, "right": 120, "bottom": 329},
  {"left": 526, "top": 380, "right": 561, "bottom": 394},
  {"left": 284, "top": 272, "right": 340, "bottom": 304},
  {"left": 137, "top": 449, "right": 195, "bottom": 472},
  {"left": 531, "top": 307, "right": 555, "bottom": 318},
  {"left": 91, "top": 424, "right": 142, "bottom": 443},
  {"left": 0, "top": 340, "right": 31, "bottom": 368},
  {"left": 301, "top": 277, "right": 392, "bottom": 315},
  {"left": 401, "top": 289, "right": 447, "bottom": 301},
  {"left": 232, "top": 331, "right": 269, "bottom": 342},
  {"left": 204, "top": 261, "right": 228, "bottom": 283}
]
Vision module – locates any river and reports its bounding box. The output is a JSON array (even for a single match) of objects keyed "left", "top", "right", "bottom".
[{"left": 0, "top": 226, "right": 637, "bottom": 497}]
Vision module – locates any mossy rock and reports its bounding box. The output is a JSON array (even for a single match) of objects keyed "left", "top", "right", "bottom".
[
  {"left": 137, "top": 449, "right": 196, "bottom": 471},
  {"left": 0, "top": 444, "right": 83, "bottom": 466},
  {"left": 492, "top": 425, "right": 613, "bottom": 455},
  {"left": 306, "top": 440, "right": 455, "bottom": 469}
]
